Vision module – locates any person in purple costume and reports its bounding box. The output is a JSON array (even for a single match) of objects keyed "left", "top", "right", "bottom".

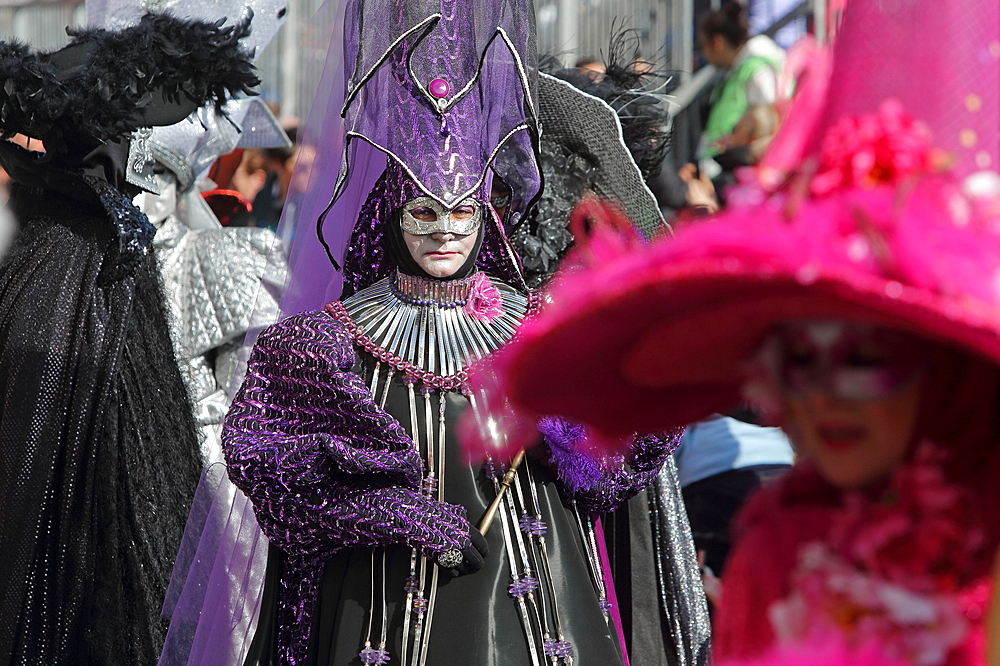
[{"left": 219, "top": 1, "right": 679, "bottom": 665}]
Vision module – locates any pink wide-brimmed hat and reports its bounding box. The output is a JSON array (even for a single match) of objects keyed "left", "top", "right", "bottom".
[{"left": 488, "top": 0, "right": 1000, "bottom": 437}]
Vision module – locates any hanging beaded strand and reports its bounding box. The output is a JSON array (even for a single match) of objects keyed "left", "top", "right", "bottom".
[
  {"left": 401, "top": 375, "right": 423, "bottom": 666},
  {"left": 421, "top": 387, "right": 437, "bottom": 498},
  {"left": 359, "top": 548, "right": 390, "bottom": 665},
  {"left": 413, "top": 384, "right": 437, "bottom": 666},
  {"left": 416, "top": 388, "right": 448, "bottom": 666},
  {"left": 575, "top": 508, "right": 612, "bottom": 623},
  {"left": 400, "top": 547, "right": 419, "bottom": 665},
  {"left": 410, "top": 384, "right": 445, "bottom": 666},
  {"left": 496, "top": 485, "right": 544, "bottom": 666},
  {"left": 369, "top": 360, "right": 382, "bottom": 397},
  {"left": 510, "top": 467, "right": 574, "bottom": 664},
  {"left": 523, "top": 464, "right": 573, "bottom": 663},
  {"left": 505, "top": 473, "right": 542, "bottom": 618},
  {"left": 360, "top": 361, "right": 392, "bottom": 666},
  {"left": 472, "top": 386, "right": 561, "bottom": 665},
  {"left": 359, "top": 548, "right": 376, "bottom": 663},
  {"left": 378, "top": 551, "right": 390, "bottom": 660},
  {"left": 379, "top": 368, "right": 395, "bottom": 409},
  {"left": 512, "top": 467, "right": 566, "bottom": 664}
]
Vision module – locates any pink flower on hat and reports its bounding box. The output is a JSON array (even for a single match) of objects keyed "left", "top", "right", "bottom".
[{"left": 812, "top": 100, "right": 939, "bottom": 196}]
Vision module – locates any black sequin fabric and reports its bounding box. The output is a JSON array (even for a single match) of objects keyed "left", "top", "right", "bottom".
[
  {"left": 85, "top": 174, "right": 156, "bottom": 285},
  {"left": 0, "top": 183, "right": 202, "bottom": 664}
]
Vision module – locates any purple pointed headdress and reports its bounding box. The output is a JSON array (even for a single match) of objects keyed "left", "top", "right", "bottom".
[
  {"left": 276, "top": 0, "right": 541, "bottom": 318},
  {"left": 339, "top": 0, "right": 540, "bottom": 216}
]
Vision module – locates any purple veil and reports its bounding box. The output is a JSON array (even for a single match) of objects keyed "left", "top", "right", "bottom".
[{"left": 159, "top": 1, "right": 542, "bottom": 663}]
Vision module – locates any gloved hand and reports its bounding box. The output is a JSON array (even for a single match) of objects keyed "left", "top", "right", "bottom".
[{"left": 436, "top": 525, "right": 489, "bottom": 577}]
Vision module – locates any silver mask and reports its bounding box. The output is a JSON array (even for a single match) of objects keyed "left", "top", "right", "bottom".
[{"left": 401, "top": 196, "right": 482, "bottom": 236}]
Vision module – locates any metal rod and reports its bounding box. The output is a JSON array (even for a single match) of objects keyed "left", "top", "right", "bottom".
[{"left": 478, "top": 449, "right": 526, "bottom": 535}]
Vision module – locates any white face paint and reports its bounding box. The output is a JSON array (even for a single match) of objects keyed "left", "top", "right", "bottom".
[
  {"left": 402, "top": 228, "right": 480, "bottom": 278},
  {"left": 133, "top": 170, "right": 178, "bottom": 228}
]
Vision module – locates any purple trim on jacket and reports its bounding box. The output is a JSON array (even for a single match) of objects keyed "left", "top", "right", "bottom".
[
  {"left": 539, "top": 416, "right": 682, "bottom": 515},
  {"left": 223, "top": 311, "right": 471, "bottom": 665}
]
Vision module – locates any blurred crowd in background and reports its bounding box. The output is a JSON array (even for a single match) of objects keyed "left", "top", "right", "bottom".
[{"left": 0, "top": 0, "right": 810, "bottom": 237}]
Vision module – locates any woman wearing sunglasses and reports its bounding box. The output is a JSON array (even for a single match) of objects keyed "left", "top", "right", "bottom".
[{"left": 473, "top": 0, "right": 1000, "bottom": 663}]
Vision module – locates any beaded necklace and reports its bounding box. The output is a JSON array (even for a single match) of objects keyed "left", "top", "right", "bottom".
[{"left": 329, "top": 270, "right": 534, "bottom": 389}]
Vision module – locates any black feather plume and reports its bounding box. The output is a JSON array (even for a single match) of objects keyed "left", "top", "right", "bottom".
[{"left": 0, "top": 12, "right": 259, "bottom": 153}]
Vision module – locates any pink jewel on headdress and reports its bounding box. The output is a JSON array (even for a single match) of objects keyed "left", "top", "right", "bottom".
[
  {"left": 464, "top": 272, "right": 504, "bottom": 323},
  {"left": 428, "top": 78, "right": 450, "bottom": 99}
]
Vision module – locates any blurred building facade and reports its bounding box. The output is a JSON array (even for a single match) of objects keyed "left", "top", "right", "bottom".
[{"left": 0, "top": 0, "right": 681, "bottom": 119}]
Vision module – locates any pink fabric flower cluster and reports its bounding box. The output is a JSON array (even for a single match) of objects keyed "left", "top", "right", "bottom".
[
  {"left": 770, "top": 542, "right": 969, "bottom": 666},
  {"left": 769, "top": 443, "right": 987, "bottom": 666},
  {"left": 464, "top": 272, "right": 504, "bottom": 323},
  {"left": 812, "top": 99, "right": 936, "bottom": 195}
]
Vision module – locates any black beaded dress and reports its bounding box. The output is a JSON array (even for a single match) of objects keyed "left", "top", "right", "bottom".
[{"left": 0, "top": 16, "right": 257, "bottom": 664}]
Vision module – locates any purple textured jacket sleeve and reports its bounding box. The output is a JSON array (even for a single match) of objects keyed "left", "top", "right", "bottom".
[
  {"left": 222, "top": 311, "right": 470, "bottom": 559},
  {"left": 539, "top": 417, "right": 682, "bottom": 515}
]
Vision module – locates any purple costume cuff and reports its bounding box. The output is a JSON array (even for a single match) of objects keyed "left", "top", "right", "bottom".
[
  {"left": 223, "top": 311, "right": 470, "bottom": 560},
  {"left": 539, "top": 416, "right": 682, "bottom": 515}
]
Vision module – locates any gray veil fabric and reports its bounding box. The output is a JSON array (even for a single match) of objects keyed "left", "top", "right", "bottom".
[
  {"left": 512, "top": 72, "right": 670, "bottom": 287},
  {"left": 650, "top": 458, "right": 712, "bottom": 666}
]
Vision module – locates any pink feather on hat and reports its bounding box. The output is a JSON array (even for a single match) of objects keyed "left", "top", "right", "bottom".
[{"left": 464, "top": 0, "right": 1000, "bottom": 443}]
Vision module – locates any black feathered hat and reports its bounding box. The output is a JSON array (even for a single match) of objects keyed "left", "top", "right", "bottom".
[
  {"left": 0, "top": 12, "right": 259, "bottom": 195},
  {"left": 510, "top": 48, "right": 673, "bottom": 288},
  {"left": 0, "top": 13, "right": 257, "bottom": 149}
]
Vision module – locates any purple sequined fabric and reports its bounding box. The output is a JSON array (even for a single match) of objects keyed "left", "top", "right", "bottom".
[
  {"left": 538, "top": 416, "right": 682, "bottom": 515},
  {"left": 222, "top": 311, "right": 473, "bottom": 664}
]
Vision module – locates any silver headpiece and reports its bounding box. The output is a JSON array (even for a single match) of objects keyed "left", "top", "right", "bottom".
[
  {"left": 126, "top": 127, "right": 159, "bottom": 193},
  {"left": 149, "top": 98, "right": 291, "bottom": 192}
]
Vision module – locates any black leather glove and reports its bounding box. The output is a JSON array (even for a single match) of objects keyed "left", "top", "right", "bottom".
[{"left": 437, "top": 526, "right": 488, "bottom": 577}]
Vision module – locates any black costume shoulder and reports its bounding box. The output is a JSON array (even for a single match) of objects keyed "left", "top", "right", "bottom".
[{"left": 0, "top": 14, "right": 258, "bottom": 664}]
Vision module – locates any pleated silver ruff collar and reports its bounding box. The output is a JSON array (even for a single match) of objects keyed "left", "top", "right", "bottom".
[{"left": 328, "top": 270, "right": 534, "bottom": 389}]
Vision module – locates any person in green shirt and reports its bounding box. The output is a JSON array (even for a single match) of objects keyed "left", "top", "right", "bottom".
[{"left": 698, "top": 2, "right": 784, "bottom": 164}]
